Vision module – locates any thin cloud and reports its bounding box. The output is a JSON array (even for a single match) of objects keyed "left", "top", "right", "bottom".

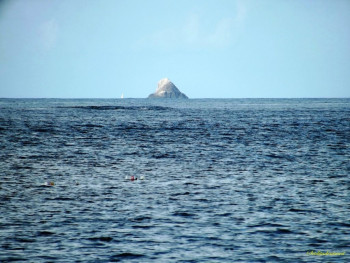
[
  {"left": 137, "top": 1, "right": 247, "bottom": 50},
  {"left": 39, "top": 18, "right": 58, "bottom": 51},
  {"left": 206, "top": 17, "right": 236, "bottom": 47},
  {"left": 236, "top": 0, "right": 247, "bottom": 25}
]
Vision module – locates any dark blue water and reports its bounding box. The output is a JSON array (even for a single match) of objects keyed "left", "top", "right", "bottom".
[{"left": 1, "top": 98, "right": 349, "bottom": 262}]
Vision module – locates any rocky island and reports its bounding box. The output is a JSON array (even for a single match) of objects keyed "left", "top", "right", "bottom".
[{"left": 148, "top": 78, "right": 188, "bottom": 99}]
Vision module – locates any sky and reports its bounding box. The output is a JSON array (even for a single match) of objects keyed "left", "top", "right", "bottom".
[{"left": 0, "top": 0, "right": 349, "bottom": 98}]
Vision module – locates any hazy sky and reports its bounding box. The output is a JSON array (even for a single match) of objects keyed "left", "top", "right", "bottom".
[{"left": 1, "top": 0, "right": 349, "bottom": 98}]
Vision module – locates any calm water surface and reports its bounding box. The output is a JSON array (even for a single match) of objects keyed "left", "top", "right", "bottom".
[{"left": 0, "top": 98, "right": 349, "bottom": 262}]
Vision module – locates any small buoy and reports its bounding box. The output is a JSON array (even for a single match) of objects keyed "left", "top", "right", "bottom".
[
  {"left": 140, "top": 176, "right": 145, "bottom": 180},
  {"left": 125, "top": 176, "right": 139, "bottom": 181}
]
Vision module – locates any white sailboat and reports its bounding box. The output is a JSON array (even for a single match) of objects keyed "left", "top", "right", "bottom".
[{"left": 121, "top": 93, "right": 124, "bottom": 99}]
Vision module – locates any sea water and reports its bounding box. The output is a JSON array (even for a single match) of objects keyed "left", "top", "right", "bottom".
[{"left": 0, "top": 98, "right": 349, "bottom": 262}]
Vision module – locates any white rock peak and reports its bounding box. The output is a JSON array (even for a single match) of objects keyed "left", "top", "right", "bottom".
[
  {"left": 157, "top": 78, "right": 171, "bottom": 91},
  {"left": 148, "top": 78, "right": 188, "bottom": 99}
]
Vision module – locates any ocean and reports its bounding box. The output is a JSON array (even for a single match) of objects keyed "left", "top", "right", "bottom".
[{"left": 0, "top": 98, "right": 349, "bottom": 262}]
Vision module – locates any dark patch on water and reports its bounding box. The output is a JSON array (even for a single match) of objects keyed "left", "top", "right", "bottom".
[
  {"left": 37, "top": 231, "right": 55, "bottom": 236},
  {"left": 173, "top": 211, "right": 197, "bottom": 217},
  {"left": 88, "top": 236, "right": 113, "bottom": 242},
  {"left": 60, "top": 105, "right": 172, "bottom": 111},
  {"left": 110, "top": 252, "right": 145, "bottom": 262}
]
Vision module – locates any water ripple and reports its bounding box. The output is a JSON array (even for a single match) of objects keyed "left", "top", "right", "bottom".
[{"left": 0, "top": 98, "right": 349, "bottom": 262}]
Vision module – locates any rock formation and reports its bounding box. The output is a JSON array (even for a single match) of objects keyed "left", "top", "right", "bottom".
[{"left": 148, "top": 78, "right": 188, "bottom": 99}]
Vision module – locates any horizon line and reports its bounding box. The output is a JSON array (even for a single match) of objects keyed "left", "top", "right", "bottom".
[{"left": 0, "top": 97, "right": 349, "bottom": 100}]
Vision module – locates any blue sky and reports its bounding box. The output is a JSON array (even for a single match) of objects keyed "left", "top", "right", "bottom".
[{"left": 0, "top": 0, "right": 349, "bottom": 98}]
